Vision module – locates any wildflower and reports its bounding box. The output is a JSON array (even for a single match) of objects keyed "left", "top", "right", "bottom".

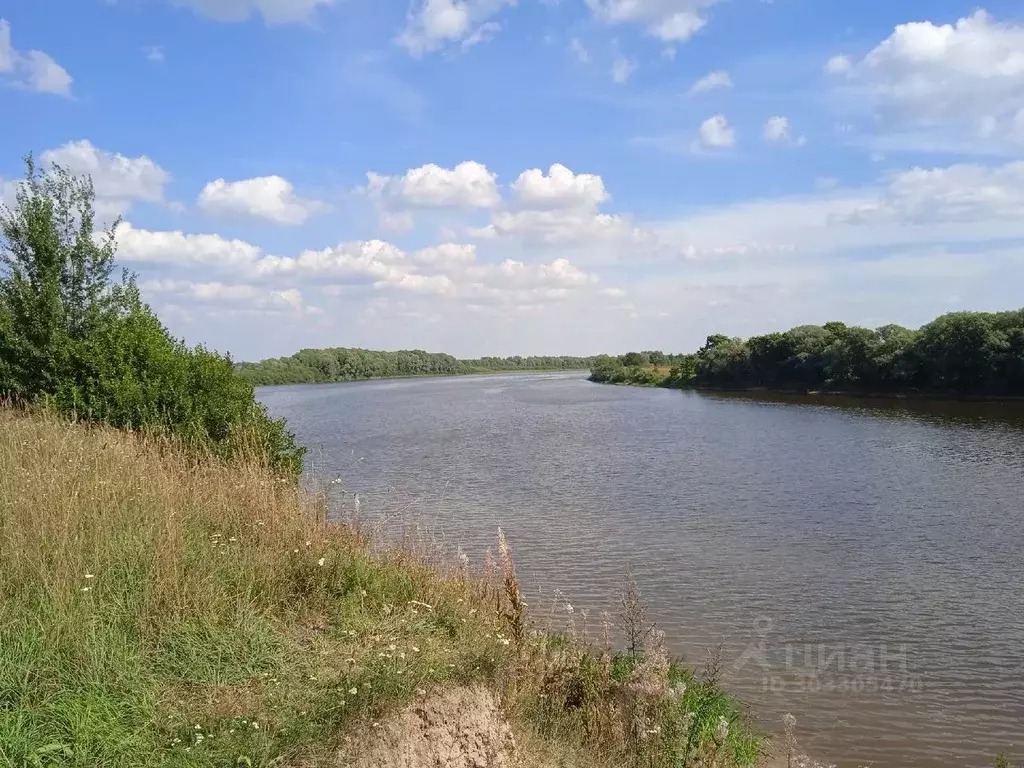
[
  {"left": 331, "top": 477, "right": 343, "bottom": 485},
  {"left": 349, "top": 687, "right": 358, "bottom": 695},
  {"left": 354, "top": 494, "right": 361, "bottom": 513},
  {"left": 252, "top": 721, "right": 260, "bottom": 730},
  {"left": 194, "top": 725, "right": 202, "bottom": 730},
  {"left": 293, "top": 549, "right": 299, "bottom": 554},
  {"left": 416, "top": 688, "right": 426, "bottom": 696},
  {"left": 305, "top": 540, "right": 312, "bottom": 547},
  {"left": 498, "top": 638, "right": 511, "bottom": 647},
  {"left": 360, "top": 589, "right": 367, "bottom": 597},
  {"left": 317, "top": 558, "right": 326, "bottom": 567},
  {"left": 84, "top": 573, "right": 95, "bottom": 579},
  {"left": 372, "top": 722, "right": 380, "bottom": 729},
  {"left": 565, "top": 602, "right": 574, "bottom": 615},
  {"left": 399, "top": 652, "right": 406, "bottom": 660},
  {"left": 388, "top": 644, "right": 397, "bottom": 651},
  {"left": 411, "top": 646, "right": 420, "bottom": 653},
  {"left": 229, "top": 537, "right": 237, "bottom": 543},
  {"left": 80, "top": 587, "right": 92, "bottom": 592}
]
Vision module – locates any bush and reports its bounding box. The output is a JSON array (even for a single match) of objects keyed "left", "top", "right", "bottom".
[{"left": 0, "top": 156, "right": 304, "bottom": 476}]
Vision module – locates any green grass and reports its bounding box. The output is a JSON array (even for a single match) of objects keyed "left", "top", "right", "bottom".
[{"left": 0, "top": 410, "right": 765, "bottom": 768}]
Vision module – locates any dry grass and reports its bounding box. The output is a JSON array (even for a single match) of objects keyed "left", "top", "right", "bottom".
[{"left": 0, "top": 409, "right": 764, "bottom": 768}]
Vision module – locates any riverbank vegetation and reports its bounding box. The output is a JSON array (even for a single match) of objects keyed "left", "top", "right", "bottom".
[
  {"left": 236, "top": 350, "right": 598, "bottom": 386},
  {"left": 0, "top": 157, "right": 303, "bottom": 476},
  {"left": 0, "top": 409, "right": 766, "bottom": 767},
  {"left": 0, "top": 158, "right": 766, "bottom": 767},
  {"left": 591, "top": 310, "right": 1024, "bottom": 397}
]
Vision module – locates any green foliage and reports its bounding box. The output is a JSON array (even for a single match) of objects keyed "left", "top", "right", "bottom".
[
  {"left": 0, "top": 156, "right": 303, "bottom": 476},
  {"left": 590, "top": 310, "right": 1024, "bottom": 396},
  {"left": 235, "top": 348, "right": 599, "bottom": 386}
]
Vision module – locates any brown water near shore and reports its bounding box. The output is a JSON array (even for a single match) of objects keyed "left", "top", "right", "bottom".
[{"left": 260, "top": 372, "right": 1024, "bottom": 767}]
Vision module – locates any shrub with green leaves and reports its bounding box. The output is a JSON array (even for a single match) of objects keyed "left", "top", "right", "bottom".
[{"left": 0, "top": 156, "right": 304, "bottom": 476}]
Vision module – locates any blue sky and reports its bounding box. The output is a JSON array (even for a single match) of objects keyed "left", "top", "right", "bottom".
[{"left": 3, "top": 0, "right": 1024, "bottom": 360}]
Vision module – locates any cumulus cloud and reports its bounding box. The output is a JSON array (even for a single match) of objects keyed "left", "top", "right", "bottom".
[
  {"left": 511, "top": 164, "right": 609, "bottom": 210},
  {"left": 0, "top": 19, "right": 73, "bottom": 96},
  {"left": 169, "top": 0, "right": 335, "bottom": 24},
  {"left": 366, "top": 161, "right": 500, "bottom": 210},
  {"left": 142, "top": 279, "right": 312, "bottom": 312},
  {"left": 829, "top": 10, "right": 1024, "bottom": 148},
  {"left": 41, "top": 140, "right": 169, "bottom": 217},
  {"left": 689, "top": 70, "right": 732, "bottom": 94},
  {"left": 397, "top": 0, "right": 515, "bottom": 56},
  {"left": 841, "top": 161, "right": 1024, "bottom": 226},
  {"left": 585, "top": 0, "right": 717, "bottom": 42},
  {"left": 697, "top": 114, "right": 735, "bottom": 148},
  {"left": 763, "top": 116, "right": 789, "bottom": 142},
  {"left": 825, "top": 54, "right": 852, "bottom": 76},
  {"left": 116, "top": 223, "right": 598, "bottom": 303},
  {"left": 197, "top": 176, "right": 327, "bottom": 225}
]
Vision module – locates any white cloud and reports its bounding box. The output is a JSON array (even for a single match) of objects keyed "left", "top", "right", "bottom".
[
  {"left": 144, "top": 46, "right": 165, "bottom": 63},
  {"left": 472, "top": 209, "right": 639, "bottom": 245},
  {"left": 763, "top": 116, "right": 789, "bottom": 142},
  {"left": 698, "top": 114, "right": 735, "bottom": 148},
  {"left": 413, "top": 243, "right": 479, "bottom": 270},
  {"left": 689, "top": 70, "right": 731, "bottom": 94},
  {"left": 119, "top": 222, "right": 598, "bottom": 306},
  {"left": 0, "top": 19, "right": 73, "bottom": 96},
  {"left": 841, "top": 161, "right": 1024, "bottom": 226},
  {"left": 825, "top": 54, "right": 852, "bottom": 75},
  {"left": 511, "top": 164, "right": 609, "bottom": 210},
  {"left": 197, "top": 176, "right": 327, "bottom": 226},
  {"left": 397, "top": 0, "right": 515, "bottom": 56},
  {"left": 142, "top": 279, "right": 311, "bottom": 312},
  {"left": 41, "top": 140, "right": 169, "bottom": 217},
  {"left": 366, "top": 161, "right": 500, "bottom": 209},
  {"left": 832, "top": 10, "right": 1024, "bottom": 148},
  {"left": 611, "top": 54, "right": 637, "bottom": 84},
  {"left": 569, "top": 38, "right": 590, "bottom": 64},
  {"left": 585, "top": 0, "right": 717, "bottom": 42},
  {"left": 170, "top": 0, "right": 335, "bottom": 24},
  {"left": 601, "top": 287, "right": 626, "bottom": 297}
]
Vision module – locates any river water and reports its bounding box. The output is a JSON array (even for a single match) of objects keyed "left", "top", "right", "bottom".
[{"left": 258, "top": 372, "right": 1024, "bottom": 766}]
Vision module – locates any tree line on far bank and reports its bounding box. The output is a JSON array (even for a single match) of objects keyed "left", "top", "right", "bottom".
[
  {"left": 236, "top": 350, "right": 597, "bottom": 386},
  {"left": 0, "top": 158, "right": 305, "bottom": 476},
  {"left": 590, "top": 311, "right": 1024, "bottom": 396}
]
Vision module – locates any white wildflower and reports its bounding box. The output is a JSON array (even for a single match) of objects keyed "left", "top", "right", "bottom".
[
  {"left": 84, "top": 573, "right": 95, "bottom": 579},
  {"left": 317, "top": 558, "right": 326, "bottom": 567},
  {"left": 349, "top": 687, "right": 358, "bottom": 695}
]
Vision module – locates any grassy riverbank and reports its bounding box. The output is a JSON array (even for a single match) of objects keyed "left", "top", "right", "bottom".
[{"left": 0, "top": 409, "right": 766, "bottom": 768}]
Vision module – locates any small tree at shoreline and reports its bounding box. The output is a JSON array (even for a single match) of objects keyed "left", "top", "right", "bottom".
[{"left": 0, "top": 156, "right": 304, "bottom": 476}]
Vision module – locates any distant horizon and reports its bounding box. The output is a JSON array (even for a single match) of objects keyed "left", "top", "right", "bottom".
[{"left": 234, "top": 303, "right": 1024, "bottom": 364}]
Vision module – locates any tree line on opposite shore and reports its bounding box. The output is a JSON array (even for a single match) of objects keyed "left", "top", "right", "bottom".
[
  {"left": 235, "top": 350, "right": 597, "bottom": 386},
  {"left": 590, "top": 313, "right": 1024, "bottom": 396}
]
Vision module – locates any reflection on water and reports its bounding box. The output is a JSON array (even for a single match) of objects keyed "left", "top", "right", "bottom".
[{"left": 259, "top": 374, "right": 1024, "bottom": 767}]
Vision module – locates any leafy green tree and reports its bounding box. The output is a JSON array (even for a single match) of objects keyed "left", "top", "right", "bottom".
[{"left": 0, "top": 157, "right": 304, "bottom": 476}]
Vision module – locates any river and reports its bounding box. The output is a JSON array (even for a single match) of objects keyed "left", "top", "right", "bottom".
[{"left": 258, "top": 372, "right": 1024, "bottom": 767}]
